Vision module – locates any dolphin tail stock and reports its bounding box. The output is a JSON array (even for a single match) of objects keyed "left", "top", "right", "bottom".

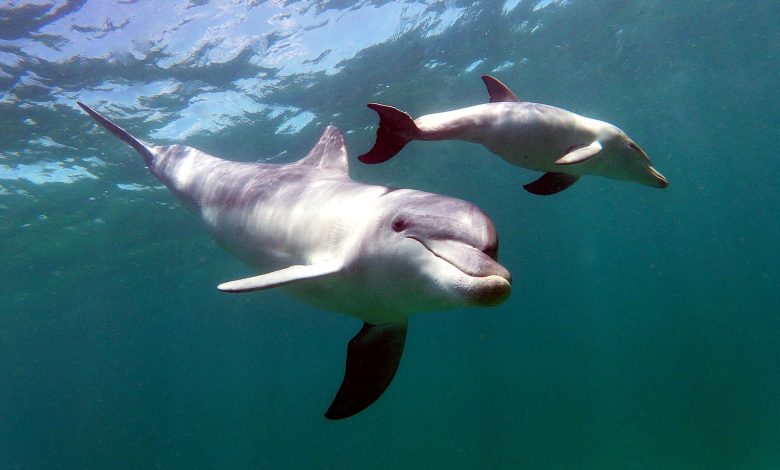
[
  {"left": 325, "top": 321, "right": 408, "bottom": 420},
  {"left": 357, "top": 103, "right": 420, "bottom": 164},
  {"left": 77, "top": 102, "right": 155, "bottom": 166}
]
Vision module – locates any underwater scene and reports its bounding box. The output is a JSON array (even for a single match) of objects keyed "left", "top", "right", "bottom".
[{"left": 1, "top": 0, "right": 778, "bottom": 468}]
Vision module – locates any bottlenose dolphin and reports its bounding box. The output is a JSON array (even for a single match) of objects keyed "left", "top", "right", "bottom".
[
  {"left": 359, "top": 75, "right": 668, "bottom": 195},
  {"left": 77, "top": 102, "right": 511, "bottom": 420}
]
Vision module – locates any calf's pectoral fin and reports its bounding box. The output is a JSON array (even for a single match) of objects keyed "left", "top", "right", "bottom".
[
  {"left": 523, "top": 172, "right": 581, "bottom": 195},
  {"left": 325, "top": 321, "right": 408, "bottom": 420},
  {"left": 217, "top": 260, "right": 343, "bottom": 293},
  {"left": 554, "top": 141, "right": 603, "bottom": 165}
]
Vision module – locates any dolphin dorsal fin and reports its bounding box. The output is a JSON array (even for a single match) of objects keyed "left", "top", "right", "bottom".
[
  {"left": 297, "top": 125, "right": 350, "bottom": 174},
  {"left": 481, "top": 75, "right": 520, "bottom": 103}
]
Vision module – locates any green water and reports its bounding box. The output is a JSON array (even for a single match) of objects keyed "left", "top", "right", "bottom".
[{"left": 1, "top": 1, "right": 778, "bottom": 468}]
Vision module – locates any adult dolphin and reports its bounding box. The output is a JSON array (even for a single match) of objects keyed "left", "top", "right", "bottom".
[
  {"left": 359, "top": 75, "right": 668, "bottom": 195},
  {"left": 77, "top": 102, "right": 511, "bottom": 420}
]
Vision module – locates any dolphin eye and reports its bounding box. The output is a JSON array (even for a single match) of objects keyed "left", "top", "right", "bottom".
[
  {"left": 627, "top": 142, "right": 645, "bottom": 155},
  {"left": 391, "top": 216, "right": 408, "bottom": 232},
  {"left": 627, "top": 142, "right": 650, "bottom": 162}
]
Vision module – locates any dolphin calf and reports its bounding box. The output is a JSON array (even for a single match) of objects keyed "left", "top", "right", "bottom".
[
  {"left": 359, "top": 75, "right": 668, "bottom": 195},
  {"left": 77, "top": 102, "right": 511, "bottom": 419}
]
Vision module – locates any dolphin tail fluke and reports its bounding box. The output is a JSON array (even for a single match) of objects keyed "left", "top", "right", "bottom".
[
  {"left": 325, "top": 321, "right": 408, "bottom": 420},
  {"left": 358, "top": 104, "right": 419, "bottom": 164},
  {"left": 77, "top": 102, "right": 154, "bottom": 165}
]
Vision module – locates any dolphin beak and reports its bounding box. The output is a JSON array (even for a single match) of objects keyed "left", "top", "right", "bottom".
[
  {"left": 629, "top": 142, "right": 668, "bottom": 189},
  {"left": 411, "top": 237, "right": 512, "bottom": 306},
  {"left": 647, "top": 165, "right": 668, "bottom": 188},
  {"left": 412, "top": 238, "right": 511, "bottom": 280}
]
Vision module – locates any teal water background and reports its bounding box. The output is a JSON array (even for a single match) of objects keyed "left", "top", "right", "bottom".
[{"left": 1, "top": 1, "right": 779, "bottom": 468}]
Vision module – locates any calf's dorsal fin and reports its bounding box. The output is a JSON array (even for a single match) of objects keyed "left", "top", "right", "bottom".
[{"left": 481, "top": 75, "right": 520, "bottom": 103}]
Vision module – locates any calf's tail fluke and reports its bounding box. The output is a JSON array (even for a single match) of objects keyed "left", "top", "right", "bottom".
[
  {"left": 358, "top": 103, "right": 420, "bottom": 164},
  {"left": 77, "top": 102, "right": 154, "bottom": 165}
]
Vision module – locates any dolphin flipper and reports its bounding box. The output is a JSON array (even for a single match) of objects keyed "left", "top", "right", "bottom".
[
  {"left": 523, "top": 172, "right": 580, "bottom": 195},
  {"left": 325, "top": 321, "right": 408, "bottom": 420},
  {"left": 218, "top": 261, "right": 343, "bottom": 293},
  {"left": 554, "top": 141, "right": 603, "bottom": 165}
]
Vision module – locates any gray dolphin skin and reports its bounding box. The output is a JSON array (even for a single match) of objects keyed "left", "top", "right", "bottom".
[
  {"left": 359, "top": 75, "right": 668, "bottom": 195},
  {"left": 77, "top": 102, "right": 511, "bottom": 420}
]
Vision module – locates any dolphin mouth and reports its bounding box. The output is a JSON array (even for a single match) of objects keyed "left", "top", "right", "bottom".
[
  {"left": 410, "top": 236, "right": 512, "bottom": 306},
  {"left": 409, "top": 237, "right": 510, "bottom": 279},
  {"left": 647, "top": 165, "right": 669, "bottom": 188}
]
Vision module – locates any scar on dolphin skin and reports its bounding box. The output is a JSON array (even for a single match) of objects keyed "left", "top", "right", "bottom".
[
  {"left": 359, "top": 75, "right": 668, "bottom": 195},
  {"left": 77, "top": 101, "right": 511, "bottom": 420}
]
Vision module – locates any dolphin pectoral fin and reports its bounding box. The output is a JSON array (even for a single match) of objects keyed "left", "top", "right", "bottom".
[
  {"left": 325, "top": 321, "right": 408, "bottom": 420},
  {"left": 217, "top": 260, "right": 343, "bottom": 293},
  {"left": 523, "top": 172, "right": 580, "bottom": 195},
  {"left": 554, "top": 141, "right": 603, "bottom": 165},
  {"left": 481, "top": 75, "right": 520, "bottom": 103}
]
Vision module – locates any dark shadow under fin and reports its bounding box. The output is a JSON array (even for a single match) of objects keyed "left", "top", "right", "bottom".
[
  {"left": 481, "top": 75, "right": 520, "bottom": 103},
  {"left": 325, "top": 321, "right": 408, "bottom": 420},
  {"left": 358, "top": 104, "right": 417, "bottom": 164},
  {"left": 523, "top": 172, "right": 580, "bottom": 196}
]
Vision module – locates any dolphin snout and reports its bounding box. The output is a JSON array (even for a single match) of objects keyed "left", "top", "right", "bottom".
[
  {"left": 413, "top": 238, "right": 510, "bottom": 280},
  {"left": 647, "top": 165, "right": 668, "bottom": 188},
  {"left": 411, "top": 237, "right": 512, "bottom": 306},
  {"left": 470, "top": 275, "right": 512, "bottom": 306}
]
